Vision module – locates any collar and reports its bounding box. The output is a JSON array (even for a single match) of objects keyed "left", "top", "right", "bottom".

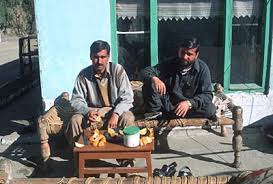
[
  {"left": 91, "top": 62, "right": 111, "bottom": 80},
  {"left": 176, "top": 58, "right": 200, "bottom": 73},
  {"left": 191, "top": 58, "right": 200, "bottom": 73}
]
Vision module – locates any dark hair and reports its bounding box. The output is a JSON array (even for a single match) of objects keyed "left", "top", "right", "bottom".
[
  {"left": 90, "top": 40, "right": 110, "bottom": 58},
  {"left": 179, "top": 37, "right": 200, "bottom": 53}
]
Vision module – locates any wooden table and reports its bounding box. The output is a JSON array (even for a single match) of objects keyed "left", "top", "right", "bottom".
[{"left": 73, "top": 130, "right": 154, "bottom": 178}]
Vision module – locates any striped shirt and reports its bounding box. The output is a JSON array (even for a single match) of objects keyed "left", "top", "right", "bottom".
[{"left": 71, "top": 62, "right": 134, "bottom": 116}]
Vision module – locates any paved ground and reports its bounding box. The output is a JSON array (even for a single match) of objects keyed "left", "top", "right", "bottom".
[
  {"left": 0, "top": 86, "right": 272, "bottom": 179},
  {"left": 0, "top": 36, "right": 273, "bottom": 179}
]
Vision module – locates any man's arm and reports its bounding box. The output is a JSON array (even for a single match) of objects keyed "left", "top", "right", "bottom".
[
  {"left": 188, "top": 68, "right": 213, "bottom": 110},
  {"left": 140, "top": 65, "right": 161, "bottom": 82},
  {"left": 140, "top": 64, "right": 168, "bottom": 95},
  {"left": 70, "top": 75, "right": 90, "bottom": 116},
  {"left": 175, "top": 64, "right": 213, "bottom": 117}
]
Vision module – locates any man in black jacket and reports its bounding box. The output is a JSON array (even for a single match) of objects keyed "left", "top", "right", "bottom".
[{"left": 140, "top": 37, "right": 216, "bottom": 119}]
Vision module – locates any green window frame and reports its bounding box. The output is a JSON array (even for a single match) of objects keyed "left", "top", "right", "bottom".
[{"left": 110, "top": 0, "right": 271, "bottom": 93}]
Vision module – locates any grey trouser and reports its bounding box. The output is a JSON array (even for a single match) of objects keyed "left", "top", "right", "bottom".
[
  {"left": 142, "top": 79, "right": 216, "bottom": 119},
  {"left": 38, "top": 106, "right": 65, "bottom": 144},
  {"left": 65, "top": 107, "right": 135, "bottom": 146}
]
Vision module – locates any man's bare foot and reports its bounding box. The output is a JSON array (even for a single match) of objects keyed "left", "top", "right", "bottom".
[{"left": 40, "top": 142, "right": 51, "bottom": 162}]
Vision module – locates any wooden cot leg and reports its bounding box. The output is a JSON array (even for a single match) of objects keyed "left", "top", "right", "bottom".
[
  {"left": 78, "top": 153, "right": 85, "bottom": 178},
  {"left": 73, "top": 152, "right": 78, "bottom": 177},
  {"left": 232, "top": 106, "right": 243, "bottom": 168},
  {"left": 220, "top": 125, "right": 228, "bottom": 137}
]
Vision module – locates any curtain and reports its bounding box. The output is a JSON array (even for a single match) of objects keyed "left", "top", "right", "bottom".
[{"left": 116, "top": 0, "right": 260, "bottom": 20}]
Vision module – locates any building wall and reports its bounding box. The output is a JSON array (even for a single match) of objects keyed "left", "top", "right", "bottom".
[
  {"left": 34, "top": 1, "right": 273, "bottom": 126},
  {"left": 228, "top": 8, "right": 273, "bottom": 127},
  {"left": 34, "top": 0, "right": 111, "bottom": 109}
]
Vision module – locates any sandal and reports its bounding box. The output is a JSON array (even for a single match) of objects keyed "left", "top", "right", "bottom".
[
  {"left": 153, "top": 162, "right": 177, "bottom": 177},
  {"left": 178, "top": 166, "right": 192, "bottom": 176}
]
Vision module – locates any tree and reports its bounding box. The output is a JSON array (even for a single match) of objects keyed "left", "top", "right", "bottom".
[
  {"left": 0, "top": 0, "right": 35, "bottom": 41},
  {"left": 0, "top": 1, "right": 8, "bottom": 42}
]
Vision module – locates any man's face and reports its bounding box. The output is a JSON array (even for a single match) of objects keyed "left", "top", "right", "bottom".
[
  {"left": 91, "top": 49, "right": 109, "bottom": 74},
  {"left": 178, "top": 47, "right": 199, "bottom": 67}
]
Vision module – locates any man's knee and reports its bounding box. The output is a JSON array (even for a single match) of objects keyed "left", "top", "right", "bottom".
[
  {"left": 65, "top": 114, "right": 84, "bottom": 146},
  {"left": 68, "top": 114, "right": 84, "bottom": 133},
  {"left": 202, "top": 103, "right": 217, "bottom": 118},
  {"left": 70, "top": 114, "right": 84, "bottom": 124},
  {"left": 69, "top": 114, "right": 84, "bottom": 133},
  {"left": 142, "top": 80, "right": 164, "bottom": 113},
  {"left": 142, "top": 79, "right": 158, "bottom": 95},
  {"left": 119, "top": 111, "right": 135, "bottom": 127}
]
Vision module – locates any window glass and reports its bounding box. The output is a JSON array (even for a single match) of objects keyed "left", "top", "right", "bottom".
[
  {"left": 157, "top": 0, "right": 224, "bottom": 83},
  {"left": 116, "top": 0, "right": 150, "bottom": 80},
  {"left": 231, "top": 0, "right": 264, "bottom": 85}
]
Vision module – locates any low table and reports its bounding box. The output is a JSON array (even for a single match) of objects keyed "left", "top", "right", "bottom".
[{"left": 73, "top": 130, "right": 154, "bottom": 178}]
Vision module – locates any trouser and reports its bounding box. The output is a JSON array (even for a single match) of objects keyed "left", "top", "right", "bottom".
[
  {"left": 142, "top": 80, "right": 216, "bottom": 119},
  {"left": 38, "top": 106, "right": 65, "bottom": 144},
  {"left": 65, "top": 107, "right": 135, "bottom": 146}
]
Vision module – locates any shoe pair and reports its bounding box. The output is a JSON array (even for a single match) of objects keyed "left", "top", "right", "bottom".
[
  {"left": 153, "top": 163, "right": 192, "bottom": 177},
  {"left": 117, "top": 159, "right": 134, "bottom": 167},
  {"left": 153, "top": 162, "right": 177, "bottom": 177}
]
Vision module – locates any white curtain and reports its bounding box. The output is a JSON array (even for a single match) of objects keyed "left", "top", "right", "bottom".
[{"left": 116, "top": 0, "right": 261, "bottom": 20}]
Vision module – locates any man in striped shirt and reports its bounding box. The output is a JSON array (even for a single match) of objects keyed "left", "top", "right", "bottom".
[{"left": 66, "top": 40, "right": 135, "bottom": 145}]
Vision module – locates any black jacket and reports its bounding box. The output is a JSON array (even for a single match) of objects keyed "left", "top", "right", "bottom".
[{"left": 140, "top": 57, "right": 214, "bottom": 111}]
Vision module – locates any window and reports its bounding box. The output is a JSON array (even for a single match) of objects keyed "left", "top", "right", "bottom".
[
  {"left": 157, "top": 0, "right": 224, "bottom": 83},
  {"left": 116, "top": 0, "right": 150, "bottom": 79},
  {"left": 230, "top": 0, "right": 265, "bottom": 89},
  {"left": 111, "top": 0, "right": 271, "bottom": 92}
]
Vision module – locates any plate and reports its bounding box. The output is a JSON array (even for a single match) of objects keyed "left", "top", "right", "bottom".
[{"left": 104, "top": 128, "right": 123, "bottom": 143}]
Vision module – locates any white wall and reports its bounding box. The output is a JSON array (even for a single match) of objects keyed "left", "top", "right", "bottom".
[{"left": 34, "top": 0, "right": 111, "bottom": 109}]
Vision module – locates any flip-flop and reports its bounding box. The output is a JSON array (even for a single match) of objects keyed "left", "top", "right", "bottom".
[{"left": 178, "top": 166, "right": 192, "bottom": 176}]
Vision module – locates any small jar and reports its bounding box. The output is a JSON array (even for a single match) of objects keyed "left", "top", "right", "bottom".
[{"left": 123, "top": 126, "right": 140, "bottom": 147}]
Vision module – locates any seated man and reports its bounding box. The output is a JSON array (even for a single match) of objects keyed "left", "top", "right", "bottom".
[
  {"left": 66, "top": 40, "right": 135, "bottom": 145},
  {"left": 140, "top": 37, "right": 216, "bottom": 119},
  {"left": 37, "top": 40, "right": 135, "bottom": 164}
]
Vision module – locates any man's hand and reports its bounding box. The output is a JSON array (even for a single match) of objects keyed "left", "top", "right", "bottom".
[
  {"left": 175, "top": 101, "right": 190, "bottom": 117},
  {"left": 108, "top": 113, "right": 119, "bottom": 128},
  {"left": 152, "top": 76, "right": 166, "bottom": 95},
  {"left": 71, "top": 117, "right": 83, "bottom": 136},
  {"left": 87, "top": 110, "right": 100, "bottom": 122}
]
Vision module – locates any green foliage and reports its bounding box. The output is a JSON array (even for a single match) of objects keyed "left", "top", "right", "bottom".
[
  {"left": 0, "top": 0, "right": 35, "bottom": 36},
  {"left": 0, "top": 1, "right": 7, "bottom": 30}
]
